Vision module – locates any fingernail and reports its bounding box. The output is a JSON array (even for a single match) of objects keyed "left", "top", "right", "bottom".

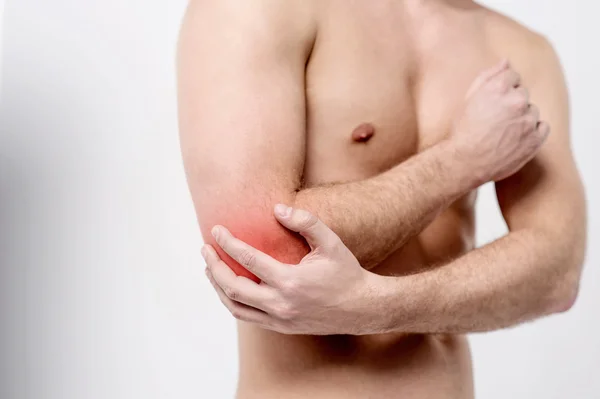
[
  {"left": 211, "top": 226, "right": 220, "bottom": 240},
  {"left": 201, "top": 245, "right": 208, "bottom": 259},
  {"left": 275, "top": 204, "right": 291, "bottom": 217},
  {"left": 275, "top": 204, "right": 292, "bottom": 218},
  {"left": 285, "top": 206, "right": 292, "bottom": 217}
]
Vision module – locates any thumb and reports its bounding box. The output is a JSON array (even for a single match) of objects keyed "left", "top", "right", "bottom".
[
  {"left": 274, "top": 204, "right": 337, "bottom": 251},
  {"left": 466, "top": 58, "right": 509, "bottom": 98}
]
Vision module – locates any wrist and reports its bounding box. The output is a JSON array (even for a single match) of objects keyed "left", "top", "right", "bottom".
[
  {"left": 362, "top": 273, "right": 408, "bottom": 334},
  {"left": 370, "top": 273, "right": 434, "bottom": 335},
  {"left": 439, "top": 139, "right": 487, "bottom": 190}
]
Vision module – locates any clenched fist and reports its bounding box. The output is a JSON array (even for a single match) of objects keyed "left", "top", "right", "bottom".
[{"left": 452, "top": 59, "right": 550, "bottom": 184}]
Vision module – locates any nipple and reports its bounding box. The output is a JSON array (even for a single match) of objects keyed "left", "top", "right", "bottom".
[{"left": 351, "top": 123, "right": 375, "bottom": 143}]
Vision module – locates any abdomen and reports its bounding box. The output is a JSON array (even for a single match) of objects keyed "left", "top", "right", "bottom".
[{"left": 237, "top": 328, "right": 474, "bottom": 399}]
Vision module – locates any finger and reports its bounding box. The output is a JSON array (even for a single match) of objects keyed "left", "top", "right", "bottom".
[
  {"left": 510, "top": 87, "right": 530, "bottom": 115},
  {"left": 273, "top": 204, "right": 341, "bottom": 251},
  {"left": 506, "top": 89, "right": 530, "bottom": 115},
  {"left": 514, "top": 86, "right": 529, "bottom": 103},
  {"left": 492, "top": 68, "right": 521, "bottom": 92},
  {"left": 206, "top": 267, "right": 275, "bottom": 326},
  {"left": 536, "top": 121, "right": 551, "bottom": 142},
  {"left": 512, "top": 121, "right": 550, "bottom": 173},
  {"left": 202, "top": 243, "right": 221, "bottom": 269},
  {"left": 210, "top": 226, "right": 285, "bottom": 284},
  {"left": 466, "top": 58, "right": 509, "bottom": 97},
  {"left": 528, "top": 104, "right": 540, "bottom": 122},
  {"left": 204, "top": 244, "right": 277, "bottom": 312}
]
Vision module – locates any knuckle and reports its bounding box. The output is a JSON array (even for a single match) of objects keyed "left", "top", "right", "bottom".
[
  {"left": 494, "top": 79, "right": 509, "bottom": 92},
  {"left": 296, "top": 211, "right": 318, "bottom": 231},
  {"left": 511, "top": 95, "right": 529, "bottom": 112},
  {"left": 224, "top": 287, "right": 239, "bottom": 301},
  {"left": 231, "top": 309, "right": 243, "bottom": 320},
  {"left": 238, "top": 313, "right": 251, "bottom": 322},
  {"left": 535, "top": 127, "right": 548, "bottom": 141},
  {"left": 513, "top": 72, "right": 522, "bottom": 86},
  {"left": 540, "top": 122, "right": 551, "bottom": 136},
  {"left": 276, "top": 304, "right": 291, "bottom": 320},
  {"left": 528, "top": 103, "right": 539, "bottom": 114},
  {"left": 238, "top": 249, "right": 256, "bottom": 269},
  {"left": 276, "top": 303, "right": 297, "bottom": 321},
  {"left": 322, "top": 236, "right": 341, "bottom": 250},
  {"left": 281, "top": 279, "right": 299, "bottom": 295},
  {"left": 261, "top": 320, "right": 277, "bottom": 332},
  {"left": 525, "top": 115, "right": 538, "bottom": 129},
  {"left": 518, "top": 117, "right": 535, "bottom": 133}
]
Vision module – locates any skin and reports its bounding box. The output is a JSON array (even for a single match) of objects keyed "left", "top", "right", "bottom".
[{"left": 178, "top": 0, "right": 586, "bottom": 398}]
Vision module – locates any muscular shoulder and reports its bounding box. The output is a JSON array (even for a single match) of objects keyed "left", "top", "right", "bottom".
[
  {"left": 183, "top": 0, "right": 317, "bottom": 56},
  {"left": 482, "top": 8, "right": 561, "bottom": 87}
]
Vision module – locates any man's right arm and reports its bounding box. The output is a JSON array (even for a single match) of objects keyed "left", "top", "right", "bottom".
[{"left": 177, "top": 0, "right": 545, "bottom": 278}]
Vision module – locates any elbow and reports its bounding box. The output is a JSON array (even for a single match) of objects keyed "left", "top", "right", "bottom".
[
  {"left": 199, "top": 208, "right": 310, "bottom": 282},
  {"left": 540, "top": 227, "right": 587, "bottom": 315},
  {"left": 544, "top": 261, "right": 583, "bottom": 315},
  {"left": 547, "top": 276, "right": 579, "bottom": 314}
]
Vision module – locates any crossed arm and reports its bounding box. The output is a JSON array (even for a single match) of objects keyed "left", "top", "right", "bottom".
[
  {"left": 203, "top": 103, "right": 585, "bottom": 335},
  {"left": 179, "top": 1, "right": 586, "bottom": 335},
  {"left": 384, "top": 43, "right": 586, "bottom": 333},
  {"left": 177, "top": 0, "right": 497, "bottom": 283}
]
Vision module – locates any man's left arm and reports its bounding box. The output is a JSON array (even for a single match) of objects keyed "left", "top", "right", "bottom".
[{"left": 381, "top": 39, "right": 586, "bottom": 334}]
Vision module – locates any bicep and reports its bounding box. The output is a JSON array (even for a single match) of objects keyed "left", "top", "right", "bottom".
[
  {"left": 177, "top": 1, "right": 313, "bottom": 280},
  {"left": 496, "top": 40, "right": 585, "bottom": 236}
]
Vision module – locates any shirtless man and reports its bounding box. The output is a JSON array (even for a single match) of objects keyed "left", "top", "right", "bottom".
[{"left": 177, "top": 1, "right": 587, "bottom": 398}]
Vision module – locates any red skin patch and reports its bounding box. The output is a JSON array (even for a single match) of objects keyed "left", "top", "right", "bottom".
[{"left": 201, "top": 208, "right": 309, "bottom": 283}]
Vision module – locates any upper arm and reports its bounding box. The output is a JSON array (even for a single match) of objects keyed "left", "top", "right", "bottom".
[
  {"left": 496, "top": 37, "right": 586, "bottom": 257},
  {"left": 177, "top": 0, "right": 316, "bottom": 280}
]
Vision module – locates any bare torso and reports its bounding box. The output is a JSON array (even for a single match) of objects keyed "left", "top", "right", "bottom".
[{"left": 237, "top": 2, "right": 536, "bottom": 397}]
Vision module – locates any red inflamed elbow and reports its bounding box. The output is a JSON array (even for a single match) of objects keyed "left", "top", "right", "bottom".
[{"left": 200, "top": 209, "right": 310, "bottom": 283}]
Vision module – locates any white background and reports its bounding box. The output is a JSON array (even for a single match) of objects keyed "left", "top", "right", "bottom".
[{"left": 0, "top": 1, "right": 597, "bottom": 398}]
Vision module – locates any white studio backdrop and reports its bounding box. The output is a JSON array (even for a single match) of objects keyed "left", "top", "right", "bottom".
[{"left": 0, "top": 1, "right": 597, "bottom": 399}]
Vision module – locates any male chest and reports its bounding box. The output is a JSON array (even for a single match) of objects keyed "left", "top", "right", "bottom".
[{"left": 302, "top": 2, "right": 495, "bottom": 185}]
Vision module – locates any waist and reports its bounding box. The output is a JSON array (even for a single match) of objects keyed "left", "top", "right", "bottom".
[{"left": 236, "top": 324, "right": 473, "bottom": 399}]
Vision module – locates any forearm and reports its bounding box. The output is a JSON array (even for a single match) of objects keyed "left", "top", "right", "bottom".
[
  {"left": 293, "top": 140, "right": 477, "bottom": 269},
  {"left": 378, "top": 227, "right": 583, "bottom": 334}
]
